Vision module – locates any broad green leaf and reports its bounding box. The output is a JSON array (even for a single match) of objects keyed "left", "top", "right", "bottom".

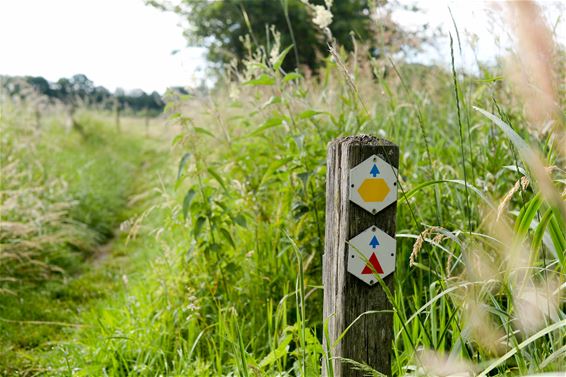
[
  {"left": 259, "top": 334, "right": 293, "bottom": 368},
  {"left": 207, "top": 167, "right": 228, "bottom": 192},
  {"left": 273, "top": 45, "right": 294, "bottom": 71},
  {"left": 194, "top": 127, "right": 214, "bottom": 137},
  {"left": 177, "top": 153, "right": 191, "bottom": 180},
  {"left": 194, "top": 216, "right": 206, "bottom": 237},
  {"left": 182, "top": 188, "right": 196, "bottom": 220},
  {"left": 248, "top": 116, "right": 284, "bottom": 137},
  {"left": 233, "top": 214, "right": 247, "bottom": 228},
  {"left": 247, "top": 62, "right": 269, "bottom": 71},
  {"left": 244, "top": 74, "right": 275, "bottom": 86},
  {"left": 258, "top": 156, "right": 293, "bottom": 188},
  {"left": 283, "top": 72, "right": 302, "bottom": 83},
  {"left": 171, "top": 133, "right": 184, "bottom": 146},
  {"left": 298, "top": 110, "right": 322, "bottom": 119},
  {"left": 219, "top": 227, "right": 235, "bottom": 248}
]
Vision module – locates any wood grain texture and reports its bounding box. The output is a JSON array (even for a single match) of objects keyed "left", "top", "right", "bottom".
[{"left": 323, "top": 135, "right": 399, "bottom": 377}]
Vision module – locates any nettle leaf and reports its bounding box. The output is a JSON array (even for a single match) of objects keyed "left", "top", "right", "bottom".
[
  {"left": 171, "top": 134, "right": 184, "bottom": 146},
  {"left": 298, "top": 172, "right": 311, "bottom": 187},
  {"left": 207, "top": 167, "right": 228, "bottom": 193},
  {"left": 283, "top": 72, "right": 302, "bottom": 83},
  {"left": 233, "top": 214, "right": 247, "bottom": 228},
  {"left": 177, "top": 153, "right": 191, "bottom": 180},
  {"left": 259, "top": 333, "right": 293, "bottom": 368},
  {"left": 194, "top": 127, "right": 214, "bottom": 137},
  {"left": 273, "top": 45, "right": 294, "bottom": 71},
  {"left": 298, "top": 110, "right": 323, "bottom": 119},
  {"left": 193, "top": 216, "right": 206, "bottom": 237},
  {"left": 219, "top": 227, "right": 235, "bottom": 248},
  {"left": 244, "top": 74, "right": 275, "bottom": 86},
  {"left": 247, "top": 62, "right": 269, "bottom": 71},
  {"left": 182, "top": 188, "right": 196, "bottom": 220},
  {"left": 248, "top": 116, "right": 284, "bottom": 137}
]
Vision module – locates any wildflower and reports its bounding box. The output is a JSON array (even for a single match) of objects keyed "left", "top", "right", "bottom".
[{"left": 313, "top": 5, "right": 333, "bottom": 29}]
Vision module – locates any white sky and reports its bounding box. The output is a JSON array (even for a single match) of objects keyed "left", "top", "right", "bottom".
[
  {"left": 0, "top": 0, "right": 205, "bottom": 93},
  {"left": 0, "top": 0, "right": 563, "bottom": 94}
]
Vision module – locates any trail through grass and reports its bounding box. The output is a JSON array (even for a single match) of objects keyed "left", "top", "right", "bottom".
[{"left": 0, "top": 110, "right": 172, "bottom": 375}]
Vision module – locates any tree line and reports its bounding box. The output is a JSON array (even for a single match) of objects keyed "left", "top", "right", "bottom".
[{"left": 1, "top": 74, "right": 165, "bottom": 115}]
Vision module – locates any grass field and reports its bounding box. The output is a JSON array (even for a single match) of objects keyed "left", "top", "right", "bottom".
[{"left": 1, "top": 11, "right": 565, "bottom": 377}]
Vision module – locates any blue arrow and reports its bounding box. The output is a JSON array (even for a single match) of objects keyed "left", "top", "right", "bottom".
[
  {"left": 369, "top": 235, "right": 380, "bottom": 249},
  {"left": 370, "top": 164, "right": 380, "bottom": 177}
]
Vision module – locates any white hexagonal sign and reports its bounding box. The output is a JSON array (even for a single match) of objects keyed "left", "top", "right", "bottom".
[
  {"left": 349, "top": 154, "right": 397, "bottom": 214},
  {"left": 347, "top": 225, "right": 396, "bottom": 285}
]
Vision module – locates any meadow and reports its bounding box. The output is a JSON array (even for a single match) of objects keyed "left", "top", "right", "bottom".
[{"left": 1, "top": 9, "right": 565, "bottom": 377}]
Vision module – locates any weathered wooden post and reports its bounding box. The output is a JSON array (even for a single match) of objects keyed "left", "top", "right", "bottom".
[
  {"left": 144, "top": 107, "right": 150, "bottom": 137},
  {"left": 323, "top": 135, "right": 398, "bottom": 376},
  {"left": 114, "top": 97, "right": 121, "bottom": 133}
]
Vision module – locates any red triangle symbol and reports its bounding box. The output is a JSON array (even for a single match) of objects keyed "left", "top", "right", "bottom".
[{"left": 362, "top": 253, "right": 384, "bottom": 275}]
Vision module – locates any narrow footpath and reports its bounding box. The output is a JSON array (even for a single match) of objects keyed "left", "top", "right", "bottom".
[{"left": 0, "top": 118, "right": 173, "bottom": 376}]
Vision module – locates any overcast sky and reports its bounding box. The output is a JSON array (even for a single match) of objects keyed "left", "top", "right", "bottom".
[
  {"left": 0, "top": 0, "right": 563, "bottom": 93},
  {"left": 0, "top": 0, "right": 205, "bottom": 93}
]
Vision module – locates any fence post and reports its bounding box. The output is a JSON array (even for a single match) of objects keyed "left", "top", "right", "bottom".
[{"left": 323, "top": 135, "right": 399, "bottom": 376}]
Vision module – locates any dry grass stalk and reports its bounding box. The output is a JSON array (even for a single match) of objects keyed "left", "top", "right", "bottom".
[
  {"left": 417, "top": 348, "right": 476, "bottom": 377},
  {"left": 410, "top": 226, "right": 443, "bottom": 267},
  {"left": 496, "top": 175, "right": 529, "bottom": 222},
  {"left": 0, "top": 111, "right": 94, "bottom": 292},
  {"left": 513, "top": 279, "right": 561, "bottom": 335},
  {"left": 504, "top": 1, "right": 560, "bottom": 132},
  {"left": 503, "top": 1, "right": 566, "bottom": 160},
  {"left": 463, "top": 298, "right": 508, "bottom": 356}
]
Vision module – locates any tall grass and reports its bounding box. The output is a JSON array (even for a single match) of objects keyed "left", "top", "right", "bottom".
[
  {"left": 38, "top": 23, "right": 565, "bottom": 377},
  {"left": 1, "top": 3, "right": 564, "bottom": 376}
]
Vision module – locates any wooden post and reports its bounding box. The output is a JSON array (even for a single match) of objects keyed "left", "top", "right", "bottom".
[
  {"left": 114, "top": 97, "right": 121, "bottom": 133},
  {"left": 323, "top": 135, "right": 399, "bottom": 377},
  {"left": 144, "top": 107, "right": 150, "bottom": 137}
]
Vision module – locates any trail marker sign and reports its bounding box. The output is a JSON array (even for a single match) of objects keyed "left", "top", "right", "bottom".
[
  {"left": 349, "top": 154, "right": 397, "bottom": 214},
  {"left": 347, "top": 225, "right": 396, "bottom": 285},
  {"left": 323, "top": 136, "right": 398, "bottom": 376}
]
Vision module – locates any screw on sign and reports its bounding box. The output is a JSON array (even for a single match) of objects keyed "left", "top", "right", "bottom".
[
  {"left": 349, "top": 154, "right": 397, "bottom": 214},
  {"left": 347, "top": 225, "right": 396, "bottom": 286}
]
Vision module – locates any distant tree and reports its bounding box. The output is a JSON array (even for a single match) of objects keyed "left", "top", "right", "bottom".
[
  {"left": 25, "top": 76, "right": 52, "bottom": 97},
  {"left": 92, "top": 86, "right": 112, "bottom": 106},
  {"left": 148, "top": 0, "right": 376, "bottom": 72},
  {"left": 70, "top": 74, "right": 95, "bottom": 103},
  {"left": 52, "top": 77, "right": 73, "bottom": 102}
]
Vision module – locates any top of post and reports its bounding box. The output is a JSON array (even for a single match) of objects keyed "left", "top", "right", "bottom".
[{"left": 328, "top": 135, "right": 397, "bottom": 148}]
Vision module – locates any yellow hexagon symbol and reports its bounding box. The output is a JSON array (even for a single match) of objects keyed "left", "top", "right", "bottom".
[{"left": 357, "top": 178, "right": 390, "bottom": 202}]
